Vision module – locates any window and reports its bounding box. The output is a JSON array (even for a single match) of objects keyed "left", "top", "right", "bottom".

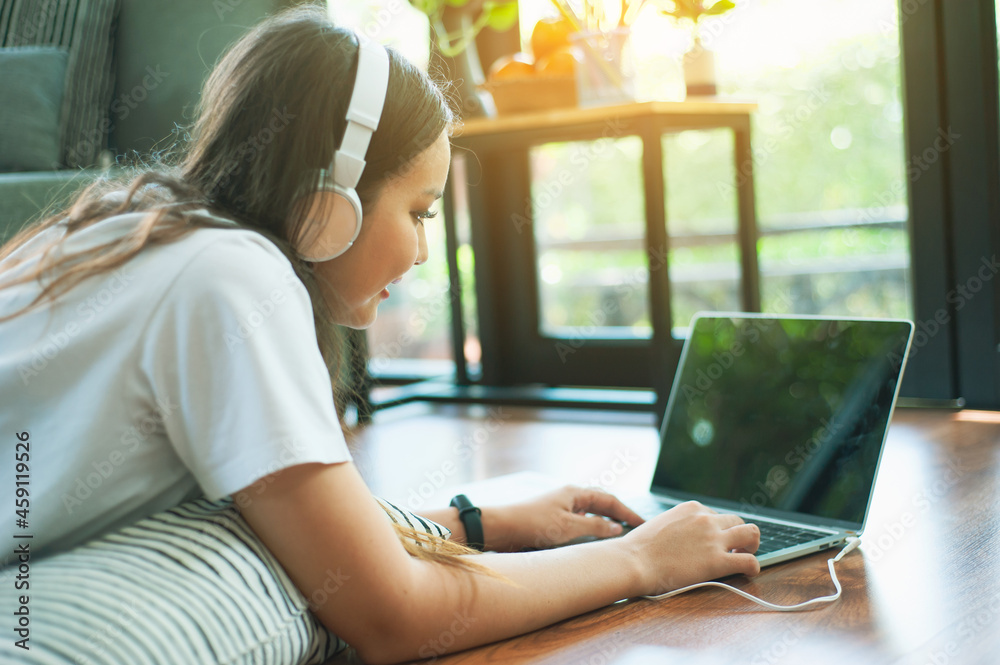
[{"left": 519, "top": 0, "right": 911, "bottom": 339}]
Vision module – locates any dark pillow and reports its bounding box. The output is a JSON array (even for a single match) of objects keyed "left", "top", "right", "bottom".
[
  {"left": 0, "top": 0, "right": 121, "bottom": 168},
  {"left": 0, "top": 46, "right": 68, "bottom": 172}
]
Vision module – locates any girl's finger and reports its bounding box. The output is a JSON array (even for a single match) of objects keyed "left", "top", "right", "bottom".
[
  {"left": 573, "top": 488, "right": 645, "bottom": 526},
  {"left": 570, "top": 513, "right": 625, "bottom": 540},
  {"left": 724, "top": 523, "right": 760, "bottom": 554},
  {"left": 727, "top": 551, "right": 762, "bottom": 577},
  {"left": 714, "top": 513, "right": 746, "bottom": 530}
]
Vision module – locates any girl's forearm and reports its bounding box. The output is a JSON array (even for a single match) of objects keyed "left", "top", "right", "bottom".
[{"left": 366, "top": 537, "right": 645, "bottom": 664}]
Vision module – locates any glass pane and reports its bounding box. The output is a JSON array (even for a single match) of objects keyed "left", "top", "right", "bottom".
[
  {"left": 531, "top": 137, "right": 650, "bottom": 338},
  {"left": 538, "top": 249, "right": 651, "bottom": 336},
  {"left": 663, "top": 129, "right": 740, "bottom": 328},
  {"left": 452, "top": 153, "right": 481, "bottom": 377},
  {"left": 669, "top": 242, "right": 742, "bottom": 328},
  {"left": 712, "top": 0, "right": 911, "bottom": 318},
  {"left": 366, "top": 204, "right": 455, "bottom": 377},
  {"left": 366, "top": 157, "right": 479, "bottom": 379},
  {"left": 758, "top": 226, "right": 910, "bottom": 318},
  {"left": 519, "top": 0, "right": 912, "bottom": 322},
  {"left": 328, "top": 1, "right": 431, "bottom": 69}
]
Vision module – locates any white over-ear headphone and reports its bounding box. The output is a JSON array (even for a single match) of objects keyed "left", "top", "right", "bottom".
[{"left": 295, "top": 35, "right": 390, "bottom": 262}]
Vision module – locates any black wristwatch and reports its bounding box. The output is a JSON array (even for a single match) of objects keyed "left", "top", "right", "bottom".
[{"left": 449, "top": 494, "right": 485, "bottom": 551}]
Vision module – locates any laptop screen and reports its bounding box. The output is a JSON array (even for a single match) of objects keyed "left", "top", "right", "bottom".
[{"left": 651, "top": 314, "right": 913, "bottom": 531}]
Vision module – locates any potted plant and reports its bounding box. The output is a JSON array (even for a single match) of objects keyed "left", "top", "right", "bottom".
[
  {"left": 656, "top": 0, "right": 737, "bottom": 96},
  {"left": 408, "top": 0, "right": 519, "bottom": 117}
]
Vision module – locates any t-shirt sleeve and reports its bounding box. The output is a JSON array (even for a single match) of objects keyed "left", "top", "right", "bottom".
[{"left": 138, "top": 231, "right": 352, "bottom": 499}]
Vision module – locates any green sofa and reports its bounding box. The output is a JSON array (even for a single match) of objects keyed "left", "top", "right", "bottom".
[{"left": 0, "top": 0, "right": 294, "bottom": 244}]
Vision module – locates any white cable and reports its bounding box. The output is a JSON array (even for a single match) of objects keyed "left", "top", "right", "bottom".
[{"left": 641, "top": 537, "right": 861, "bottom": 612}]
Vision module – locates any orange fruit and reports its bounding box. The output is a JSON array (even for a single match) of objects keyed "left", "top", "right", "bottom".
[
  {"left": 536, "top": 46, "right": 578, "bottom": 77},
  {"left": 487, "top": 53, "right": 535, "bottom": 81},
  {"left": 531, "top": 16, "right": 574, "bottom": 63}
]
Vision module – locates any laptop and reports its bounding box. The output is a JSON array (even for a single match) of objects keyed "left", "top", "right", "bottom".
[{"left": 625, "top": 312, "right": 914, "bottom": 566}]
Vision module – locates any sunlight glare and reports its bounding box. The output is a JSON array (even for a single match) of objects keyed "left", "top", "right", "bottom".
[{"left": 519, "top": 0, "right": 902, "bottom": 99}]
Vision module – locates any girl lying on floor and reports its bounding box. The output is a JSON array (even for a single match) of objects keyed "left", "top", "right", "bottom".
[{"left": 0, "top": 6, "right": 759, "bottom": 664}]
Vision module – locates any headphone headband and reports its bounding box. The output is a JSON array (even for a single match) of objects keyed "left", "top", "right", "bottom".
[
  {"left": 333, "top": 36, "right": 390, "bottom": 190},
  {"left": 296, "top": 35, "right": 390, "bottom": 263}
]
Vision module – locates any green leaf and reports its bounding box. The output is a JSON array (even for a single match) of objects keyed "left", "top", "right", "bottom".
[
  {"left": 705, "top": 0, "right": 736, "bottom": 16},
  {"left": 409, "top": 0, "right": 444, "bottom": 15},
  {"left": 660, "top": 0, "right": 702, "bottom": 22},
  {"left": 445, "top": 0, "right": 473, "bottom": 7},
  {"left": 409, "top": 0, "right": 426, "bottom": 12},
  {"left": 483, "top": 0, "right": 519, "bottom": 32}
]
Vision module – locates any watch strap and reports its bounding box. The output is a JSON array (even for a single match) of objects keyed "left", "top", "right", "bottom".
[{"left": 449, "top": 494, "right": 484, "bottom": 551}]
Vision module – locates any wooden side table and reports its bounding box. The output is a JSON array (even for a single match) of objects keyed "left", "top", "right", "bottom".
[{"left": 440, "top": 100, "right": 760, "bottom": 398}]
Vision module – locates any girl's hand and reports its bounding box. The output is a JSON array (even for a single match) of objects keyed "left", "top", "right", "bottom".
[
  {"left": 481, "top": 485, "right": 645, "bottom": 552},
  {"left": 622, "top": 500, "right": 761, "bottom": 595}
]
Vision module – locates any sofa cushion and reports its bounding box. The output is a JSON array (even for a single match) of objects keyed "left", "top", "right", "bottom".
[
  {"left": 0, "top": 0, "right": 121, "bottom": 168},
  {"left": 0, "top": 46, "right": 68, "bottom": 172},
  {"left": 0, "top": 169, "right": 100, "bottom": 242},
  {"left": 110, "top": 0, "right": 286, "bottom": 157}
]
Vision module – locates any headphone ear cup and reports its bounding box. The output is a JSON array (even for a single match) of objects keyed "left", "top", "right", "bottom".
[{"left": 294, "top": 187, "right": 363, "bottom": 262}]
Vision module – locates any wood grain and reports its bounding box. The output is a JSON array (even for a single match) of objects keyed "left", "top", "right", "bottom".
[{"left": 333, "top": 406, "right": 1000, "bottom": 664}]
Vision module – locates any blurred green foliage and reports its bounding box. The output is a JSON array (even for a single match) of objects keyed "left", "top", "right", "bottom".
[
  {"left": 531, "top": 24, "right": 911, "bottom": 333},
  {"left": 369, "top": 0, "right": 914, "bottom": 367}
]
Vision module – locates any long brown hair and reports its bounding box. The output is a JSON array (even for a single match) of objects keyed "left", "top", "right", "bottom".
[{"left": 0, "top": 5, "right": 500, "bottom": 575}]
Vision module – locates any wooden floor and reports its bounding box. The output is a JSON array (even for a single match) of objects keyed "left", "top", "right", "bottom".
[{"left": 335, "top": 404, "right": 1000, "bottom": 665}]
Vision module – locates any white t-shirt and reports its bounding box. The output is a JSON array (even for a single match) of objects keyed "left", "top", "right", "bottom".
[{"left": 0, "top": 210, "right": 352, "bottom": 563}]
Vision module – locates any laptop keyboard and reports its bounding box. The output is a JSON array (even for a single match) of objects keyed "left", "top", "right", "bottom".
[
  {"left": 742, "top": 519, "right": 829, "bottom": 555},
  {"left": 629, "top": 497, "right": 830, "bottom": 555}
]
